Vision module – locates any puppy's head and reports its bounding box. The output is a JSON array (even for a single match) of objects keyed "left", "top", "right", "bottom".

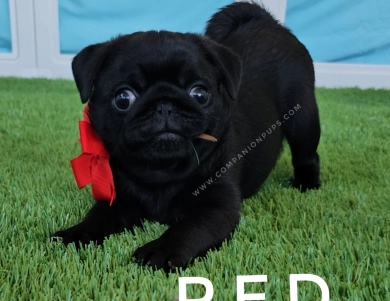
[{"left": 72, "top": 31, "right": 241, "bottom": 183}]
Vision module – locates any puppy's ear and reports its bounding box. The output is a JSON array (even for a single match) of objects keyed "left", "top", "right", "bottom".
[
  {"left": 72, "top": 41, "right": 111, "bottom": 103},
  {"left": 203, "top": 39, "right": 242, "bottom": 100}
]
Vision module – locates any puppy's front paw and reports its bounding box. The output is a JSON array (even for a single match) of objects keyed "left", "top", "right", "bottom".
[
  {"left": 51, "top": 224, "right": 105, "bottom": 247},
  {"left": 133, "top": 237, "right": 192, "bottom": 271}
]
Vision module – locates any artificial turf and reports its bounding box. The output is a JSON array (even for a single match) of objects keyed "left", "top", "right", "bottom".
[{"left": 0, "top": 77, "right": 389, "bottom": 300}]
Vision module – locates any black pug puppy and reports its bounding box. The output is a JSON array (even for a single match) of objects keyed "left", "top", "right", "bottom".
[{"left": 53, "top": 2, "right": 320, "bottom": 271}]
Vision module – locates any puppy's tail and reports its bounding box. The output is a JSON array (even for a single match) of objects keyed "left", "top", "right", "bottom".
[{"left": 205, "top": 1, "right": 279, "bottom": 43}]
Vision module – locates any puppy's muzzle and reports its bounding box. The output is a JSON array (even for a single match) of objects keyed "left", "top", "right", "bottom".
[{"left": 156, "top": 103, "right": 173, "bottom": 118}]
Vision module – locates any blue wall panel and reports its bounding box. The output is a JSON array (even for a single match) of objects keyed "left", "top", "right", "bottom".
[
  {"left": 58, "top": 0, "right": 232, "bottom": 54},
  {"left": 285, "top": 0, "right": 390, "bottom": 65},
  {"left": 0, "top": 0, "right": 12, "bottom": 53}
]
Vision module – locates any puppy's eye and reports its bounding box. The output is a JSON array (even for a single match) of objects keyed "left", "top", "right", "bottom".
[
  {"left": 113, "top": 89, "right": 137, "bottom": 111},
  {"left": 189, "top": 86, "right": 210, "bottom": 105}
]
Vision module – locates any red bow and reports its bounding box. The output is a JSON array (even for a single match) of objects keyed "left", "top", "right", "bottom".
[{"left": 70, "top": 105, "right": 116, "bottom": 205}]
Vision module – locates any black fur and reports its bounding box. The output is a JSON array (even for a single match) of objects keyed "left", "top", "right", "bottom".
[{"left": 53, "top": 2, "right": 320, "bottom": 271}]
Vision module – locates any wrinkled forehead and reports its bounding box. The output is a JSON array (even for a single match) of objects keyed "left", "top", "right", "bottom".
[{"left": 102, "top": 32, "right": 212, "bottom": 90}]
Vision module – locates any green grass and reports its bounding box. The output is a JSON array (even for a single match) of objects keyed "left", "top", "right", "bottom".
[{"left": 0, "top": 77, "right": 389, "bottom": 301}]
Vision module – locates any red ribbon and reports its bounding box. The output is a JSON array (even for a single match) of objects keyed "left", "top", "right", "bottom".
[{"left": 70, "top": 105, "right": 116, "bottom": 205}]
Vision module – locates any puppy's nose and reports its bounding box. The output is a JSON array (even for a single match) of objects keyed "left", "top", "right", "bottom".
[{"left": 157, "top": 103, "right": 173, "bottom": 116}]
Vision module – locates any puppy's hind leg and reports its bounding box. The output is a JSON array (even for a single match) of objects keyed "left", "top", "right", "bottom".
[{"left": 282, "top": 88, "right": 321, "bottom": 191}]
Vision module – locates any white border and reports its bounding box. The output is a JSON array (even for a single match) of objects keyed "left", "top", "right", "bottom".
[
  {"left": 0, "top": 0, "right": 18, "bottom": 59},
  {"left": 0, "top": 0, "right": 37, "bottom": 77},
  {"left": 258, "top": 0, "right": 287, "bottom": 23},
  {"left": 33, "top": 0, "right": 73, "bottom": 78},
  {"left": 315, "top": 63, "right": 390, "bottom": 89}
]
